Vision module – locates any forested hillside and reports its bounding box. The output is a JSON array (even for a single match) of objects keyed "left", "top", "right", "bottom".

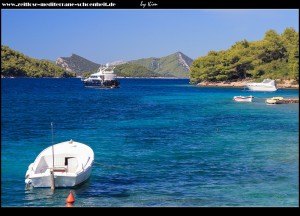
[
  {"left": 58, "top": 51, "right": 193, "bottom": 78},
  {"left": 1, "top": 46, "right": 76, "bottom": 78},
  {"left": 131, "top": 52, "right": 193, "bottom": 78},
  {"left": 189, "top": 28, "right": 299, "bottom": 84},
  {"left": 114, "top": 63, "right": 160, "bottom": 77}
]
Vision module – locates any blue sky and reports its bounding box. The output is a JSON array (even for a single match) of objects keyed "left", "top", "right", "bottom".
[{"left": 2, "top": 9, "right": 299, "bottom": 64}]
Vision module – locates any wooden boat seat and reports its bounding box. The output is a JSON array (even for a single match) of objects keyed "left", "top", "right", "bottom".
[{"left": 53, "top": 166, "right": 67, "bottom": 172}]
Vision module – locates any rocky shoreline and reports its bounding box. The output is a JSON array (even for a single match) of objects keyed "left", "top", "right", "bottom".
[{"left": 196, "top": 80, "right": 299, "bottom": 89}]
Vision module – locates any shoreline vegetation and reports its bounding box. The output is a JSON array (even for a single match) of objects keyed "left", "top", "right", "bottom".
[
  {"left": 189, "top": 28, "right": 299, "bottom": 88},
  {"left": 2, "top": 76, "right": 299, "bottom": 89},
  {"left": 2, "top": 28, "right": 299, "bottom": 87},
  {"left": 196, "top": 79, "right": 299, "bottom": 89}
]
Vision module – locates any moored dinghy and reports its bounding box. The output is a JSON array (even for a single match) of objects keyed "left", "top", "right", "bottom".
[
  {"left": 233, "top": 95, "right": 254, "bottom": 102},
  {"left": 25, "top": 139, "right": 94, "bottom": 188}
]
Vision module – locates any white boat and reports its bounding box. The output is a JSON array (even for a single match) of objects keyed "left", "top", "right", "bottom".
[
  {"left": 245, "top": 79, "right": 277, "bottom": 92},
  {"left": 25, "top": 139, "right": 94, "bottom": 188},
  {"left": 233, "top": 95, "right": 254, "bottom": 102},
  {"left": 81, "top": 64, "right": 120, "bottom": 88}
]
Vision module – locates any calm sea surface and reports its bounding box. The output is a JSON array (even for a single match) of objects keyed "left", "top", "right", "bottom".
[{"left": 1, "top": 78, "right": 299, "bottom": 207}]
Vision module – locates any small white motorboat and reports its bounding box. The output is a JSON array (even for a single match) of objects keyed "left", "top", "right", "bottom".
[
  {"left": 245, "top": 79, "right": 277, "bottom": 92},
  {"left": 233, "top": 95, "right": 254, "bottom": 102},
  {"left": 25, "top": 139, "right": 94, "bottom": 188}
]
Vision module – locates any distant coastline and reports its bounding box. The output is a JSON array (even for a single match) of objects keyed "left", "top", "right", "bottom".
[
  {"left": 1, "top": 76, "right": 188, "bottom": 80},
  {"left": 196, "top": 79, "right": 299, "bottom": 89},
  {"left": 2, "top": 76, "right": 298, "bottom": 89},
  {"left": 116, "top": 76, "right": 187, "bottom": 79}
]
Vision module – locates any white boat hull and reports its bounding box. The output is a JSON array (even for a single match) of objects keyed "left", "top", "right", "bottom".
[
  {"left": 233, "top": 96, "right": 253, "bottom": 102},
  {"left": 245, "top": 79, "right": 277, "bottom": 92},
  {"left": 82, "top": 65, "right": 120, "bottom": 88},
  {"left": 245, "top": 85, "right": 277, "bottom": 92},
  {"left": 30, "top": 165, "right": 92, "bottom": 188},
  {"left": 25, "top": 140, "right": 94, "bottom": 188}
]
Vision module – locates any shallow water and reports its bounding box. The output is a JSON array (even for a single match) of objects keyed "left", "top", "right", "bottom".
[{"left": 1, "top": 78, "right": 298, "bottom": 207}]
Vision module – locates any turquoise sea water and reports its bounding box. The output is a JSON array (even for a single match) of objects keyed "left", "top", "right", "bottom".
[{"left": 1, "top": 78, "right": 299, "bottom": 207}]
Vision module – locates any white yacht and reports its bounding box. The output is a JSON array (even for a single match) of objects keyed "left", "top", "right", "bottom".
[
  {"left": 81, "top": 64, "right": 120, "bottom": 88},
  {"left": 245, "top": 79, "right": 277, "bottom": 92}
]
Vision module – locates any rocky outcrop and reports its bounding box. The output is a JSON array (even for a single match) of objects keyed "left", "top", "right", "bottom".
[
  {"left": 177, "top": 52, "right": 193, "bottom": 71},
  {"left": 55, "top": 54, "right": 100, "bottom": 76},
  {"left": 56, "top": 57, "right": 76, "bottom": 72}
]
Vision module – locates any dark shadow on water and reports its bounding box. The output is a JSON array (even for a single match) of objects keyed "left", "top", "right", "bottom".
[
  {"left": 23, "top": 172, "right": 137, "bottom": 206},
  {"left": 23, "top": 178, "right": 92, "bottom": 205},
  {"left": 73, "top": 174, "right": 138, "bottom": 198}
]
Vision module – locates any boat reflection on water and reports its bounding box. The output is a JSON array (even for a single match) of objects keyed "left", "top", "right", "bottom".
[
  {"left": 24, "top": 188, "right": 70, "bottom": 206},
  {"left": 24, "top": 180, "right": 92, "bottom": 207}
]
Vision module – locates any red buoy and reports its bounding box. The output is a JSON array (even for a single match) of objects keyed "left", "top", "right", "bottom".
[
  {"left": 66, "top": 202, "right": 73, "bottom": 207},
  {"left": 66, "top": 191, "right": 75, "bottom": 203}
]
